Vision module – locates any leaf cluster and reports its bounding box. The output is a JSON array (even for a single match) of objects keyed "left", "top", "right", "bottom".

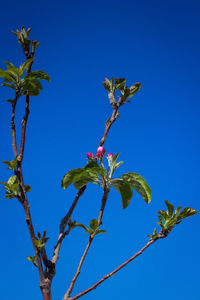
[
  {"left": 27, "top": 255, "right": 36, "bottom": 264},
  {"left": 0, "top": 60, "right": 50, "bottom": 98},
  {"left": 61, "top": 161, "right": 106, "bottom": 190},
  {"left": 102, "top": 77, "right": 141, "bottom": 107},
  {"left": 156, "top": 200, "right": 197, "bottom": 233},
  {"left": 34, "top": 231, "right": 49, "bottom": 250},
  {"left": 0, "top": 175, "right": 31, "bottom": 199},
  {"left": 12, "top": 26, "right": 40, "bottom": 55},
  {"left": 62, "top": 153, "right": 152, "bottom": 210},
  {"left": 69, "top": 219, "right": 107, "bottom": 237}
]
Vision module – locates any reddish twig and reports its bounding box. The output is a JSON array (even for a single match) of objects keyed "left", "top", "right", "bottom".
[
  {"left": 70, "top": 232, "right": 168, "bottom": 300},
  {"left": 52, "top": 185, "right": 86, "bottom": 264},
  {"left": 11, "top": 92, "right": 20, "bottom": 158},
  {"left": 64, "top": 186, "right": 110, "bottom": 299},
  {"left": 18, "top": 95, "right": 30, "bottom": 162},
  {"left": 98, "top": 105, "right": 119, "bottom": 148}
]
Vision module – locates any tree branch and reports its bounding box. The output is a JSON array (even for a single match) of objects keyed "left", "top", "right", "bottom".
[
  {"left": 11, "top": 30, "right": 46, "bottom": 286},
  {"left": 17, "top": 95, "right": 30, "bottom": 162},
  {"left": 98, "top": 105, "right": 119, "bottom": 148},
  {"left": 70, "top": 232, "right": 168, "bottom": 300},
  {"left": 11, "top": 92, "right": 20, "bottom": 158},
  {"left": 52, "top": 185, "right": 86, "bottom": 264},
  {"left": 63, "top": 186, "right": 110, "bottom": 300}
]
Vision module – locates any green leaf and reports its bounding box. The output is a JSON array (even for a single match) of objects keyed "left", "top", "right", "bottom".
[
  {"left": 25, "top": 70, "right": 50, "bottom": 82},
  {"left": 75, "top": 223, "right": 90, "bottom": 233},
  {"left": 62, "top": 167, "right": 98, "bottom": 190},
  {"left": 19, "top": 58, "right": 34, "bottom": 74},
  {"left": 114, "top": 78, "right": 126, "bottom": 90},
  {"left": 0, "top": 69, "right": 17, "bottom": 84},
  {"left": 1, "top": 83, "right": 16, "bottom": 89},
  {"left": 27, "top": 255, "right": 36, "bottom": 264},
  {"left": 85, "top": 160, "right": 106, "bottom": 178},
  {"left": 25, "top": 185, "right": 31, "bottom": 192},
  {"left": 34, "top": 238, "right": 46, "bottom": 250},
  {"left": 73, "top": 171, "right": 97, "bottom": 190},
  {"left": 158, "top": 209, "right": 168, "bottom": 222},
  {"left": 148, "top": 228, "right": 158, "bottom": 240},
  {"left": 114, "top": 161, "right": 124, "bottom": 170},
  {"left": 5, "top": 193, "right": 15, "bottom": 199},
  {"left": 165, "top": 200, "right": 174, "bottom": 216},
  {"left": 113, "top": 152, "right": 120, "bottom": 163},
  {"left": 3, "top": 61, "right": 15, "bottom": 69},
  {"left": 3, "top": 62, "right": 22, "bottom": 78},
  {"left": 28, "top": 89, "right": 40, "bottom": 96},
  {"left": 23, "top": 78, "right": 43, "bottom": 91},
  {"left": 96, "top": 229, "right": 107, "bottom": 235},
  {"left": 61, "top": 168, "right": 85, "bottom": 189},
  {"left": 2, "top": 161, "right": 12, "bottom": 168},
  {"left": 90, "top": 219, "right": 99, "bottom": 231},
  {"left": 5, "top": 69, "right": 19, "bottom": 83},
  {"left": 9, "top": 183, "right": 19, "bottom": 193},
  {"left": 111, "top": 178, "right": 133, "bottom": 209},
  {"left": 175, "top": 206, "right": 182, "bottom": 217},
  {"left": 102, "top": 78, "right": 111, "bottom": 91},
  {"left": 122, "top": 172, "right": 152, "bottom": 204},
  {"left": 7, "top": 175, "right": 18, "bottom": 185},
  {"left": 127, "top": 83, "right": 141, "bottom": 98},
  {"left": 177, "top": 207, "right": 197, "bottom": 221}
]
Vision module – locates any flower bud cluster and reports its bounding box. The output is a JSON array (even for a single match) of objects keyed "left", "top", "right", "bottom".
[{"left": 87, "top": 146, "right": 113, "bottom": 161}]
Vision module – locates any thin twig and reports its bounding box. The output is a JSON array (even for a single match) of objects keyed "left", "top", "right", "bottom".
[
  {"left": 98, "top": 105, "right": 119, "bottom": 148},
  {"left": 18, "top": 95, "right": 30, "bottom": 162},
  {"left": 52, "top": 185, "right": 86, "bottom": 264},
  {"left": 70, "top": 233, "right": 168, "bottom": 300},
  {"left": 11, "top": 92, "right": 20, "bottom": 158},
  {"left": 64, "top": 186, "right": 110, "bottom": 299}
]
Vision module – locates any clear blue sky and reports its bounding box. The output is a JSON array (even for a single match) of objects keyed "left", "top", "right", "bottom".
[{"left": 0, "top": 0, "right": 199, "bottom": 300}]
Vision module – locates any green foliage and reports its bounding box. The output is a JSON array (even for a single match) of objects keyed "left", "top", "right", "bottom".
[
  {"left": 12, "top": 26, "right": 32, "bottom": 50},
  {"left": 111, "top": 169, "right": 151, "bottom": 209},
  {"left": 122, "top": 173, "right": 152, "bottom": 204},
  {"left": 0, "top": 60, "right": 50, "bottom": 97},
  {"left": 25, "top": 70, "right": 50, "bottom": 81},
  {"left": 3, "top": 157, "right": 18, "bottom": 170},
  {"left": 148, "top": 228, "right": 159, "bottom": 240},
  {"left": 19, "top": 58, "right": 34, "bottom": 74},
  {"left": 61, "top": 161, "right": 106, "bottom": 190},
  {"left": 102, "top": 77, "right": 141, "bottom": 107},
  {"left": 111, "top": 178, "right": 133, "bottom": 209},
  {"left": 25, "top": 185, "right": 31, "bottom": 192},
  {"left": 157, "top": 200, "right": 197, "bottom": 232},
  {"left": 0, "top": 175, "right": 19, "bottom": 199},
  {"left": 108, "top": 152, "right": 124, "bottom": 178},
  {"left": 0, "top": 172, "right": 31, "bottom": 199},
  {"left": 27, "top": 255, "right": 36, "bottom": 264},
  {"left": 35, "top": 231, "right": 49, "bottom": 250},
  {"left": 69, "top": 218, "right": 107, "bottom": 237}
]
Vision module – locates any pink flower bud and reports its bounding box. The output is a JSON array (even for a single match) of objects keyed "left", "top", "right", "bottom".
[
  {"left": 97, "top": 152, "right": 103, "bottom": 158},
  {"left": 97, "top": 146, "right": 106, "bottom": 155},
  {"left": 87, "top": 152, "right": 93, "bottom": 160},
  {"left": 107, "top": 153, "right": 113, "bottom": 157}
]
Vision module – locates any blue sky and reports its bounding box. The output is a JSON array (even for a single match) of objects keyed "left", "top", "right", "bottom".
[{"left": 0, "top": 0, "right": 199, "bottom": 299}]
